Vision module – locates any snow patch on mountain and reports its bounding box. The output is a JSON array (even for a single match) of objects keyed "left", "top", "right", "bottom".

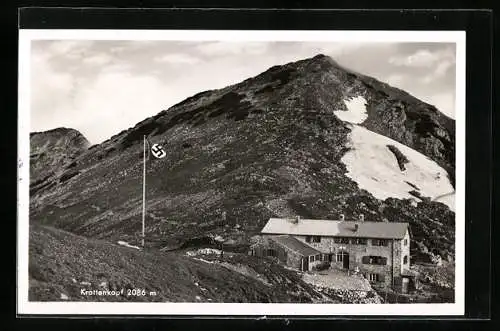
[
  {"left": 334, "top": 96, "right": 368, "bottom": 124},
  {"left": 341, "top": 124, "right": 455, "bottom": 211},
  {"left": 433, "top": 193, "right": 455, "bottom": 211}
]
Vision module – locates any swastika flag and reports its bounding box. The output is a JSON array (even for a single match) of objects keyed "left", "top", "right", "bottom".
[
  {"left": 145, "top": 137, "right": 166, "bottom": 160},
  {"left": 151, "top": 143, "right": 166, "bottom": 159}
]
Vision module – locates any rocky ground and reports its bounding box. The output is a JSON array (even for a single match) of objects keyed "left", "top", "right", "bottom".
[
  {"left": 30, "top": 224, "right": 340, "bottom": 303},
  {"left": 302, "top": 269, "right": 383, "bottom": 304}
]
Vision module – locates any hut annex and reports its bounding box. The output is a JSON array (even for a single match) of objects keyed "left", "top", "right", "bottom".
[{"left": 250, "top": 215, "right": 416, "bottom": 293}]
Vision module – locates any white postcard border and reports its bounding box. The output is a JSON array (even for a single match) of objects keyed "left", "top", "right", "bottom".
[{"left": 17, "top": 29, "right": 466, "bottom": 316}]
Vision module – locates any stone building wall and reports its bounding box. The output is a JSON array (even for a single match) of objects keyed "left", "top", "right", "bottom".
[
  {"left": 392, "top": 230, "right": 410, "bottom": 290},
  {"left": 294, "top": 235, "right": 396, "bottom": 287},
  {"left": 391, "top": 238, "right": 402, "bottom": 290},
  {"left": 400, "top": 230, "right": 411, "bottom": 273}
]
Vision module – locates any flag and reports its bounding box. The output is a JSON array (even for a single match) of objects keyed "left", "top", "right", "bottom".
[
  {"left": 151, "top": 143, "right": 166, "bottom": 159},
  {"left": 145, "top": 137, "right": 166, "bottom": 160}
]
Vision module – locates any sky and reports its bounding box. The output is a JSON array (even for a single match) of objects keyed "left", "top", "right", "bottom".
[{"left": 30, "top": 40, "right": 457, "bottom": 144}]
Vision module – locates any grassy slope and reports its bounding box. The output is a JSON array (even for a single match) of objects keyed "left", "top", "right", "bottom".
[{"left": 29, "top": 224, "right": 328, "bottom": 303}]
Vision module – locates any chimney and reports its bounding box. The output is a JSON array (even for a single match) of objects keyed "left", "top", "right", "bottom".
[
  {"left": 359, "top": 214, "right": 365, "bottom": 222},
  {"left": 339, "top": 214, "right": 345, "bottom": 221}
]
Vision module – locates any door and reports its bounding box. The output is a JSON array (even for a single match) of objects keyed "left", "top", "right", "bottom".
[
  {"left": 342, "top": 252, "right": 350, "bottom": 269},
  {"left": 302, "top": 257, "right": 309, "bottom": 271}
]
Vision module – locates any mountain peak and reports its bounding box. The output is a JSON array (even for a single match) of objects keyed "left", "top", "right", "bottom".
[
  {"left": 307, "top": 53, "right": 340, "bottom": 66},
  {"left": 30, "top": 127, "right": 91, "bottom": 187},
  {"left": 310, "top": 53, "right": 334, "bottom": 61},
  {"left": 30, "top": 127, "right": 84, "bottom": 138}
]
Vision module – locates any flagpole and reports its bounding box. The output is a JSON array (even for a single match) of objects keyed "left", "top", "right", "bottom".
[{"left": 142, "top": 135, "right": 146, "bottom": 248}]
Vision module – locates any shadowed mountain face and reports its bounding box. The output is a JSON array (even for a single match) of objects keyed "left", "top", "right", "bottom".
[{"left": 29, "top": 54, "right": 455, "bottom": 263}]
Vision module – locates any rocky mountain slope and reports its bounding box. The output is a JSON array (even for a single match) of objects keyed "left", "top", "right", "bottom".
[
  {"left": 30, "top": 224, "right": 338, "bottom": 303},
  {"left": 29, "top": 54, "right": 456, "bottom": 270},
  {"left": 30, "top": 127, "right": 90, "bottom": 195}
]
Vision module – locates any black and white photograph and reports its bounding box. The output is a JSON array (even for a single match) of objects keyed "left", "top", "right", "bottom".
[{"left": 17, "top": 29, "right": 465, "bottom": 315}]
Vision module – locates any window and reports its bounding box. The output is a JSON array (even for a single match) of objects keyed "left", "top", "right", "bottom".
[
  {"left": 362, "top": 256, "right": 387, "bottom": 265},
  {"left": 372, "top": 239, "right": 388, "bottom": 246},
  {"left": 403, "top": 255, "right": 408, "bottom": 264},
  {"left": 404, "top": 239, "right": 408, "bottom": 246},
  {"left": 368, "top": 273, "right": 380, "bottom": 282},
  {"left": 267, "top": 249, "right": 276, "bottom": 257},
  {"left": 352, "top": 238, "right": 367, "bottom": 245},
  {"left": 312, "top": 236, "right": 321, "bottom": 243},
  {"left": 309, "top": 256, "right": 314, "bottom": 263},
  {"left": 305, "top": 236, "right": 312, "bottom": 243},
  {"left": 316, "top": 254, "right": 321, "bottom": 261},
  {"left": 340, "top": 237, "right": 350, "bottom": 244},
  {"left": 334, "top": 237, "right": 350, "bottom": 244}
]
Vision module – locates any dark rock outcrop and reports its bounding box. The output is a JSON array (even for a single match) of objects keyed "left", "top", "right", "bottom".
[{"left": 30, "top": 128, "right": 90, "bottom": 195}]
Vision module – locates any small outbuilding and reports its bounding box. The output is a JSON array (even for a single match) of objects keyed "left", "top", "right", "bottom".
[{"left": 249, "top": 235, "right": 322, "bottom": 271}]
